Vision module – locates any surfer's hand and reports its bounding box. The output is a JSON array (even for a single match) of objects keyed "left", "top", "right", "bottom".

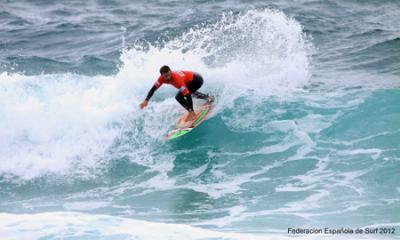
[{"left": 139, "top": 100, "right": 148, "bottom": 109}]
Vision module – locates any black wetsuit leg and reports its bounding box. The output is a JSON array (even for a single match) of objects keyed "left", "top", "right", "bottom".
[
  {"left": 175, "top": 73, "right": 210, "bottom": 111},
  {"left": 187, "top": 73, "right": 209, "bottom": 100},
  {"left": 176, "top": 93, "right": 188, "bottom": 109}
]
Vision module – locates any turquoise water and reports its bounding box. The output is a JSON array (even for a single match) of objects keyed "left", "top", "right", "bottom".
[{"left": 0, "top": 0, "right": 399, "bottom": 239}]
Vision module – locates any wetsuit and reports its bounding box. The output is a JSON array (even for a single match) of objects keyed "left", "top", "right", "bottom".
[{"left": 145, "top": 70, "right": 209, "bottom": 112}]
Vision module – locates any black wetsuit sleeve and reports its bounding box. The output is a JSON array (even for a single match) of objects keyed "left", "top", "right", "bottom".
[
  {"left": 185, "top": 94, "right": 194, "bottom": 112},
  {"left": 145, "top": 85, "right": 157, "bottom": 101}
]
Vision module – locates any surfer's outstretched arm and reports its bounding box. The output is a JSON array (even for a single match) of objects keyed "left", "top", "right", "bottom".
[
  {"left": 139, "top": 85, "right": 158, "bottom": 109},
  {"left": 146, "top": 85, "right": 157, "bottom": 101}
]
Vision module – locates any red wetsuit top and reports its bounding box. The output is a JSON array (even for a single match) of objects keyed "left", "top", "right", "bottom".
[
  {"left": 154, "top": 70, "right": 194, "bottom": 95},
  {"left": 144, "top": 70, "right": 196, "bottom": 112}
]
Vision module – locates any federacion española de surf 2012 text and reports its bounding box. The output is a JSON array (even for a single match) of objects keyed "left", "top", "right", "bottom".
[{"left": 287, "top": 227, "right": 396, "bottom": 235}]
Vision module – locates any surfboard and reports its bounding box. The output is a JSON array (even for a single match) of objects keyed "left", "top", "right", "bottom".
[{"left": 164, "top": 96, "right": 217, "bottom": 140}]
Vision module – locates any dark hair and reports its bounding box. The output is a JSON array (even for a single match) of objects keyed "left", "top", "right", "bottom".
[{"left": 160, "top": 65, "right": 171, "bottom": 74}]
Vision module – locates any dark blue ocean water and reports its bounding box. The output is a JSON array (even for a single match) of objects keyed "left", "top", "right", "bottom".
[{"left": 0, "top": 0, "right": 399, "bottom": 239}]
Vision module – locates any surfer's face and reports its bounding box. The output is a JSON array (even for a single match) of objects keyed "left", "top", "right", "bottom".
[{"left": 162, "top": 71, "right": 172, "bottom": 81}]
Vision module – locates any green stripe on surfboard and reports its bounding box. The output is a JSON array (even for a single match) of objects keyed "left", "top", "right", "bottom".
[
  {"left": 166, "top": 108, "right": 208, "bottom": 140},
  {"left": 192, "top": 108, "right": 209, "bottom": 126},
  {"left": 168, "top": 129, "right": 191, "bottom": 140},
  {"left": 165, "top": 96, "right": 217, "bottom": 140}
]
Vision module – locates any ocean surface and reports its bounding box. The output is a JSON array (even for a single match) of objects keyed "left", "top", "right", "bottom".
[{"left": 0, "top": 0, "right": 399, "bottom": 239}]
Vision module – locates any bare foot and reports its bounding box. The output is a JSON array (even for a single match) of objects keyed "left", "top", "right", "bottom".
[{"left": 184, "top": 112, "right": 197, "bottom": 122}]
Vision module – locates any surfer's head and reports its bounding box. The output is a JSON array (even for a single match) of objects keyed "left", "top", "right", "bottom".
[{"left": 160, "top": 65, "right": 172, "bottom": 81}]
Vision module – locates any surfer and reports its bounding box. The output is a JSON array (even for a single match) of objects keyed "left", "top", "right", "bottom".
[{"left": 139, "top": 65, "right": 213, "bottom": 122}]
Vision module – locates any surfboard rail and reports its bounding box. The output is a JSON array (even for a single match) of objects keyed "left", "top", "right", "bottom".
[{"left": 164, "top": 96, "right": 217, "bottom": 140}]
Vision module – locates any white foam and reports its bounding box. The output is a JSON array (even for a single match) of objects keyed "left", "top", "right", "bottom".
[
  {"left": 63, "top": 201, "right": 109, "bottom": 211},
  {"left": 0, "top": 73, "right": 127, "bottom": 180},
  {"left": 0, "top": 212, "right": 291, "bottom": 240},
  {"left": 336, "top": 148, "right": 382, "bottom": 160},
  {"left": 120, "top": 9, "right": 312, "bottom": 115},
  {"left": 0, "top": 8, "right": 312, "bottom": 182}
]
